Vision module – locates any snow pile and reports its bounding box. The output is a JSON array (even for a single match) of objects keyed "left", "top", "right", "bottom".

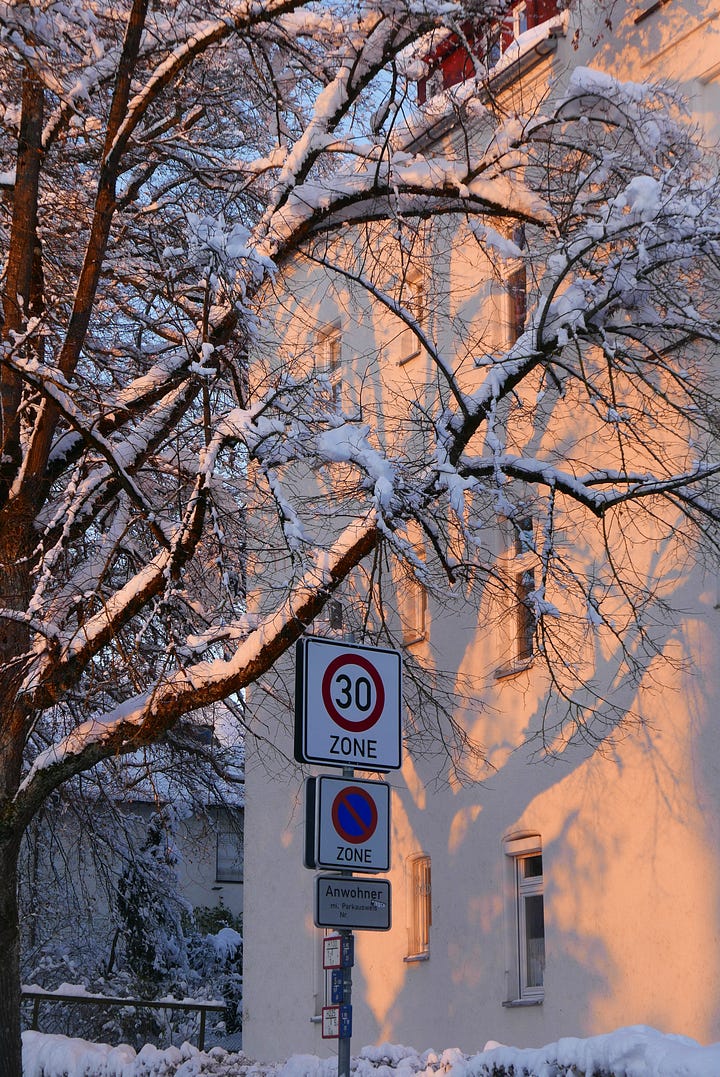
[
  {"left": 22, "top": 1026, "right": 720, "bottom": 1077},
  {"left": 204, "top": 926, "right": 243, "bottom": 960}
]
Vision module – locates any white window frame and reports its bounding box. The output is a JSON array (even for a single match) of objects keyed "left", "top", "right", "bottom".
[
  {"left": 506, "top": 261, "right": 527, "bottom": 344},
  {"left": 317, "top": 324, "right": 342, "bottom": 407},
  {"left": 405, "top": 853, "right": 431, "bottom": 961},
  {"left": 493, "top": 1, "right": 528, "bottom": 60},
  {"left": 512, "top": 2, "right": 528, "bottom": 39},
  {"left": 495, "top": 517, "right": 537, "bottom": 678},
  {"left": 398, "top": 274, "right": 424, "bottom": 364},
  {"left": 503, "top": 834, "right": 545, "bottom": 1004},
  {"left": 215, "top": 813, "right": 244, "bottom": 883},
  {"left": 401, "top": 576, "right": 427, "bottom": 646}
]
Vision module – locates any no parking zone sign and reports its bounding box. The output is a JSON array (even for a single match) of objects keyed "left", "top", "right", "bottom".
[
  {"left": 305, "top": 775, "right": 390, "bottom": 873},
  {"left": 295, "top": 637, "right": 402, "bottom": 770}
]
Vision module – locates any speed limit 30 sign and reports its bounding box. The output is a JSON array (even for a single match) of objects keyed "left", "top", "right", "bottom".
[{"left": 295, "top": 637, "right": 402, "bottom": 770}]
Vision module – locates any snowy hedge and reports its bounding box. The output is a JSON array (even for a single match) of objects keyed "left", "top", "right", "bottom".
[{"left": 22, "top": 1026, "right": 720, "bottom": 1077}]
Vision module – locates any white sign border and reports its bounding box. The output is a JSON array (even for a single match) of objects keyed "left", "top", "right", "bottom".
[
  {"left": 316, "top": 776, "right": 390, "bottom": 874},
  {"left": 295, "top": 636, "right": 402, "bottom": 771}
]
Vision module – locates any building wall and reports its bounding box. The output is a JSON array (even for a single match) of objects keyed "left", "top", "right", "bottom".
[
  {"left": 174, "top": 805, "right": 245, "bottom": 920},
  {"left": 242, "top": 0, "right": 720, "bottom": 1060}
]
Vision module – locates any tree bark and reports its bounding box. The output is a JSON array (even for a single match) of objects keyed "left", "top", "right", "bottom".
[
  {"left": 0, "top": 67, "right": 43, "bottom": 503},
  {"left": 0, "top": 830, "right": 22, "bottom": 1077}
]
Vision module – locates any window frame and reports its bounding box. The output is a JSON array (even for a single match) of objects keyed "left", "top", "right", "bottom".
[
  {"left": 397, "top": 274, "right": 425, "bottom": 365},
  {"left": 515, "top": 567, "right": 536, "bottom": 664},
  {"left": 401, "top": 575, "right": 427, "bottom": 646},
  {"left": 503, "top": 834, "right": 545, "bottom": 1005},
  {"left": 495, "top": 517, "right": 537, "bottom": 678},
  {"left": 405, "top": 852, "right": 432, "bottom": 962},
  {"left": 215, "top": 811, "right": 244, "bottom": 884},
  {"left": 512, "top": 2, "right": 528, "bottom": 38},
  {"left": 505, "top": 224, "right": 527, "bottom": 344},
  {"left": 317, "top": 323, "right": 342, "bottom": 407}
]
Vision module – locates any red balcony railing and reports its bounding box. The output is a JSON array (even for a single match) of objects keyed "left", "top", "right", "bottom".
[{"left": 416, "top": 1, "right": 561, "bottom": 104}]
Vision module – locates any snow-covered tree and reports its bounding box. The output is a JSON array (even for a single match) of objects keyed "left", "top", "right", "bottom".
[{"left": 2, "top": 0, "right": 720, "bottom": 1072}]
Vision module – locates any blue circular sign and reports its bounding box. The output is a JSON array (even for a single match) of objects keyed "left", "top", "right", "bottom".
[{"left": 331, "top": 786, "right": 378, "bottom": 844}]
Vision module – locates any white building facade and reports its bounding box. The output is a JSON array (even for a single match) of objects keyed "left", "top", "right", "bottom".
[{"left": 242, "top": 0, "right": 720, "bottom": 1060}]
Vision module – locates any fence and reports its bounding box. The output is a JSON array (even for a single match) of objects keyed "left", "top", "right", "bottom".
[{"left": 21, "top": 988, "right": 226, "bottom": 1051}]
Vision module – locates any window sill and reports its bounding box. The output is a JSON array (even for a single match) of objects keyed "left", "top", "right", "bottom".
[
  {"left": 502, "top": 997, "right": 543, "bottom": 1008},
  {"left": 404, "top": 953, "right": 430, "bottom": 963},
  {"left": 634, "top": 0, "right": 670, "bottom": 24},
  {"left": 398, "top": 351, "right": 422, "bottom": 367},
  {"left": 494, "top": 658, "right": 533, "bottom": 680}
]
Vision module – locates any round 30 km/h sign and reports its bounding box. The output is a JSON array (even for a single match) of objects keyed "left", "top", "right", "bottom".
[
  {"left": 322, "top": 654, "right": 385, "bottom": 734},
  {"left": 295, "top": 637, "right": 402, "bottom": 770}
]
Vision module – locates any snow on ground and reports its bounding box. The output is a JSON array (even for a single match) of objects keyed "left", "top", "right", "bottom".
[{"left": 21, "top": 1026, "right": 720, "bottom": 1077}]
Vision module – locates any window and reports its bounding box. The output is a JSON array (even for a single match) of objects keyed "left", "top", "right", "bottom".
[
  {"left": 398, "top": 275, "right": 424, "bottom": 364},
  {"left": 328, "top": 598, "right": 343, "bottom": 632},
  {"left": 317, "top": 325, "right": 342, "bottom": 406},
  {"left": 405, "top": 853, "right": 431, "bottom": 961},
  {"left": 216, "top": 812, "right": 244, "bottom": 883},
  {"left": 507, "top": 228, "right": 527, "bottom": 343},
  {"left": 416, "top": 1, "right": 563, "bottom": 102},
  {"left": 314, "top": 595, "right": 343, "bottom": 638},
  {"left": 401, "top": 577, "right": 427, "bottom": 645},
  {"left": 504, "top": 835, "right": 545, "bottom": 1003},
  {"left": 400, "top": 529, "right": 427, "bottom": 644},
  {"left": 515, "top": 568, "right": 536, "bottom": 663},
  {"left": 512, "top": 2, "right": 528, "bottom": 38},
  {"left": 495, "top": 516, "right": 537, "bottom": 677}
]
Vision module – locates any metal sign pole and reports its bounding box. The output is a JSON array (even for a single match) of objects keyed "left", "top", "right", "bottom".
[
  {"left": 299, "top": 640, "right": 398, "bottom": 1067},
  {"left": 338, "top": 928, "right": 352, "bottom": 1077},
  {"left": 338, "top": 765, "right": 354, "bottom": 1077}
]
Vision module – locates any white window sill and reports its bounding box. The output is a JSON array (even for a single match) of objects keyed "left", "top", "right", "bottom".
[
  {"left": 634, "top": 0, "right": 670, "bottom": 24},
  {"left": 502, "top": 997, "right": 543, "bottom": 1008},
  {"left": 404, "top": 953, "right": 430, "bottom": 963},
  {"left": 398, "top": 351, "right": 422, "bottom": 366},
  {"left": 494, "top": 658, "right": 534, "bottom": 680}
]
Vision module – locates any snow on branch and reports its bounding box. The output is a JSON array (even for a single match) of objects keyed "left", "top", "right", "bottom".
[{"left": 15, "top": 515, "right": 379, "bottom": 817}]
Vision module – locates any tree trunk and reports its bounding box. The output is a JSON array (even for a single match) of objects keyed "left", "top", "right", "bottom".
[{"left": 0, "top": 830, "right": 22, "bottom": 1077}]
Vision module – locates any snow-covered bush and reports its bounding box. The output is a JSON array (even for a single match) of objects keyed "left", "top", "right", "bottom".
[
  {"left": 21, "top": 1027, "right": 720, "bottom": 1077},
  {"left": 21, "top": 800, "right": 243, "bottom": 1049}
]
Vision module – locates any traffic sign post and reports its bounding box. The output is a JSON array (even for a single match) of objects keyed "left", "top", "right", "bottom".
[
  {"left": 295, "top": 637, "right": 402, "bottom": 770},
  {"left": 297, "top": 638, "right": 400, "bottom": 1077}
]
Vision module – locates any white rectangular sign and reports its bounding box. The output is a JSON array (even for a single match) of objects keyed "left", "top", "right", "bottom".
[
  {"left": 295, "top": 637, "right": 402, "bottom": 770},
  {"left": 314, "top": 874, "right": 392, "bottom": 931},
  {"left": 315, "top": 776, "right": 390, "bottom": 873}
]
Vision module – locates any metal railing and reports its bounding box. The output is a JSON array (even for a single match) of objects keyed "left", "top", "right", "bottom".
[{"left": 21, "top": 988, "right": 226, "bottom": 1051}]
